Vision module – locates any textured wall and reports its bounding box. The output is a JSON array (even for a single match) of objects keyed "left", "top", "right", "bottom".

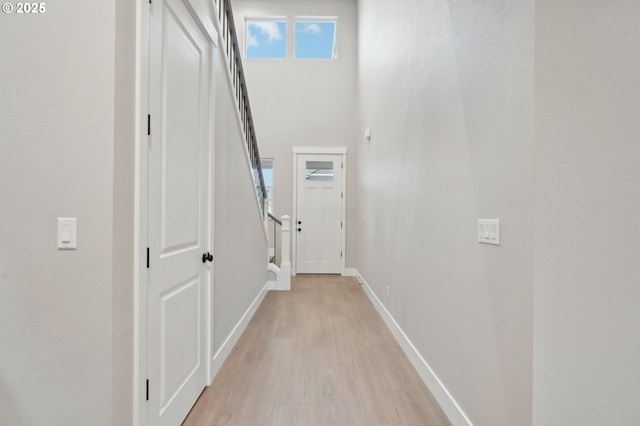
[
  {"left": 357, "top": 0, "right": 535, "bottom": 424},
  {"left": 0, "top": 2, "right": 116, "bottom": 424},
  {"left": 533, "top": 1, "right": 640, "bottom": 424}
]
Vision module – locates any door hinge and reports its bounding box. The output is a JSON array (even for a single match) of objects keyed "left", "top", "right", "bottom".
[
  {"left": 341, "top": 162, "right": 343, "bottom": 169},
  {"left": 341, "top": 221, "right": 343, "bottom": 228},
  {"left": 341, "top": 192, "right": 343, "bottom": 199},
  {"left": 147, "top": 114, "right": 151, "bottom": 135},
  {"left": 340, "top": 251, "right": 343, "bottom": 258},
  {"left": 146, "top": 247, "right": 150, "bottom": 268},
  {"left": 146, "top": 379, "right": 149, "bottom": 401}
]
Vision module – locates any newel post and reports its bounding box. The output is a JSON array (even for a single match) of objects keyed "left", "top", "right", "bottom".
[
  {"left": 278, "top": 215, "right": 291, "bottom": 291},
  {"left": 281, "top": 215, "right": 290, "bottom": 264}
]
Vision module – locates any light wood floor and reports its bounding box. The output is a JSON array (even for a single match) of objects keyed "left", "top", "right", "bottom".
[{"left": 183, "top": 275, "right": 451, "bottom": 426}]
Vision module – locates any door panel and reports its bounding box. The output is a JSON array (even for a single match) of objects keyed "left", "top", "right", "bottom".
[
  {"left": 148, "top": 0, "right": 210, "bottom": 424},
  {"left": 160, "top": 277, "right": 200, "bottom": 408},
  {"left": 161, "top": 5, "right": 202, "bottom": 253},
  {"left": 296, "top": 154, "right": 343, "bottom": 274}
]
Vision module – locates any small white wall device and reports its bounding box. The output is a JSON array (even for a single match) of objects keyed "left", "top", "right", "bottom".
[
  {"left": 478, "top": 219, "right": 500, "bottom": 245},
  {"left": 57, "top": 218, "right": 77, "bottom": 250}
]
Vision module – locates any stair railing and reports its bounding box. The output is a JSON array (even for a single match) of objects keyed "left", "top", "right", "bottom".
[
  {"left": 267, "top": 213, "right": 282, "bottom": 265},
  {"left": 215, "top": 0, "right": 267, "bottom": 216}
]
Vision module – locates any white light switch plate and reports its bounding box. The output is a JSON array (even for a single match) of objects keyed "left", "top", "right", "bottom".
[
  {"left": 57, "top": 218, "right": 77, "bottom": 250},
  {"left": 478, "top": 219, "right": 500, "bottom": 245}
]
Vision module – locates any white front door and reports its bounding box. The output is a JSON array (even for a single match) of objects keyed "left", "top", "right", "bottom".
[
  {"left": 295, "top": 154, "right": 344, "bottom": 274},
  {"left": 147, "top": 0, "right": 210, "bottom": 424}
]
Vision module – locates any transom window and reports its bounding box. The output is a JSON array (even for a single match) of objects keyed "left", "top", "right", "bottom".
[
  {"left": 245, "top": 18, "right": 287, "bottom": 59},
  {"left": 295, "top": 18, "right": 337, "bottom": 59}
]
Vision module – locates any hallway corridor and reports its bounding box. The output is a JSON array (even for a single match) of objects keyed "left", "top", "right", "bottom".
[{"left": 183, "top": 275, "right": 451, "bottom": 426}]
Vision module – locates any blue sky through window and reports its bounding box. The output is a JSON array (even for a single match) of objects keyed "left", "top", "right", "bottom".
[
  {"left": 295, "top": 21, "right": 336, "bottom": 59},
  {"left": 262, "top": 168, "right": 273, "bottom": 187},
  {"left": 246, "top": 20, "right": 287, "bottom": 59}
]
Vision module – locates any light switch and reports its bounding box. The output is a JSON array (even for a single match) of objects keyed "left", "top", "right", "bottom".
[
  {"left": 478, "top": 219, "right": 500, "bottom": 245},
  {"left": 57, "top": 218, "right": 77, "bottom": 250}
]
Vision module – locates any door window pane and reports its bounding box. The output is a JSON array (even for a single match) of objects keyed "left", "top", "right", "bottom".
[{"left": 306, "top": 161, "right": 333, "bottom": 181}]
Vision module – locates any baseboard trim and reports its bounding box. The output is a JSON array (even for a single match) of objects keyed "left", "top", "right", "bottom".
[
  {"left": 210, "top": 281, "right": 270, "bottom": 381},
  {"left": 354, "top": 269, "right": 473, "bottom": 426},
  {"left": 343, "top": 267, "right": 359, "bottom": 278}
]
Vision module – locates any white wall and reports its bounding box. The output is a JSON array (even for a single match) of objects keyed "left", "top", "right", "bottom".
[
  {"left": 232, "top": 0, "right": 358, "bottom": 268},
  {"left": 533, "top": 1, "right": 640, "bottom": 424},
  {"left": 0, "top": 2, "right": 117, "bottom": 424},
  {"left": 212, "top": 41, "right": 270, "bottom": 355},
  {"left": 357, "top": 1, "right": 535, "bottom": 424}
]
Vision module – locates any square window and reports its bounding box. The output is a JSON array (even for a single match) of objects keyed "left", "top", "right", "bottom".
[
  {"left": 246, "top": 19, "right": 287, "bottom": 59},
  {"left": 295, "top": 19, "right": 337, "bottom": 59}
]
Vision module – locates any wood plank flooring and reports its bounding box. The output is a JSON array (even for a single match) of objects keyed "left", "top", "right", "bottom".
[{"left": 183, "top": 275, "right": 451, "bottom": 426}]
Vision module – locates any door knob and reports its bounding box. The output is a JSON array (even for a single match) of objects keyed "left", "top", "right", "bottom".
[
  {"left": 298, "top": 221, "right": 302, "bottom": 225},
  {"left": 202, "top": 252, "right": 213, "bottom": 263},
  {"left": 297, "top": 228, "right": 302, "bottom": 232}
]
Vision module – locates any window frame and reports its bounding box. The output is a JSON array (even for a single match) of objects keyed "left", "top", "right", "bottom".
[
  {"left": 294, "top": 16, "right": 339, "bottom": 60},
  {"left": 244, "top": 16, "right": 288, "bottom": 60}
]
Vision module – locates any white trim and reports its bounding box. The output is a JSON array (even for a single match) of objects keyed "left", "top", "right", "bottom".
[
  {"left": 184, "top": 0, "right": 218, "bottom": 45},
  {"left": 353, "top": 269, "right": 474, "bottom": 426},
  {"left": 343, "top": 268, "right": 358, "bottom": 278},
  {"left": 133, "top": 1, "right": 149, "bottom": 424},
  {"left": 292, "top": 146, "right": 347, "bottom": 155},
  {"left": 340, "top": 155, "right": 346, "bottom": 274},
  {"left": 244, "top": 15, "right": 288, "bottom": 20},
  {"left": 210, "top": 282, "right": 270, "bottom": 378},
  {"left": 291, "top": 153, "right": 297, "bottom": 275},
  {"left": 206, "top": 40, "right": 216, "bottom": 385},
  {"left": 294, "top": 15, "right": 338, "bottom": 21},
  {"left": 291, "top": 149, "right": 347, "bottom": 275}
]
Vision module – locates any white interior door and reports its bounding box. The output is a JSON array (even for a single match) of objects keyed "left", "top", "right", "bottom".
[
  {"left": 147, "top": 0, "right": 210, "bottom": 424},
  {"left": 296, "top": 154, "right": 344, "bottom": 274}
]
